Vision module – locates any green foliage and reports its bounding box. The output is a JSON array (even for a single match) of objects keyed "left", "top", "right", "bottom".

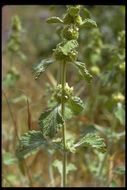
[
  {"left": 68, "top": 96, "right": 84, "bottom": 114},
  {"left": 113, "top": 166, "right": 125, "bottom": 175},
  {"left": 14, "top": 5, "right": 110, "bottom": 187},
  {"left": 3, "top": 67, "right": 20, "bottom": 87},
  {"left": 114, "top": 103, "right": 125, "bottom": 125},
  {"left": 39, "top": 106, "right": 64, "bottom": 138},
  {"left": 33, "top": 58, "right": 54, "bottom": 79},
  {"left": 74, "top": 61, "right": 93, "bottom": 82},
  {"left": 3, "top": 152, "right": 18, "bottom": 165},
  {"left": 53, "top": 160, "right": 77, "bottom": 176},
  {"left": 52, "top": 160, "right": 62, "bottom": 176},
  {"left": 16, "top": 131, "right": 46, "bottom": 159},
  {"left": 59, "top": 40, "right": 78, "bottom": 55},
  {"left": 46, "top": 17, "right": 63, "bottom": 24},
  {"left": 81, "top": 7, "right": 91, "bottom": 18},
  {"left": 81, "top": 18, "right": 97, "bottom": 28},
  {"left": 74, "top": 133, "right": 107, "bottom": 153}
]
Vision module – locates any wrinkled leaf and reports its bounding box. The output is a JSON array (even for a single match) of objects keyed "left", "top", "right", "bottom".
[
  {"left": 68, "top": 96, "right": 84, "bottom": 114},
  {"left": 60, "top": 40, "right": 78, "bottom": 55},
  {"left": 46, "top": 17, "right": 63, "bottom": 24},
  {"left": 3, "top": 152, "right": 18, "bottom": 165},
  {"left": 32, "top": 59, "right": 54, "bottom": 79},
  {"left": 39, "top": 106, "right": 64, "bottom": 138},
  {"left": 74, "top": 61, "right": 93, "bottom": 83},
  {"left": 74, "top": 133, "right": 107, "bottom": 153},
  {"left": 16, "top": 130, "right": 46, "bottom": 159},
  {"left": 81, "top": 18, "right": 97, "bottom": 28}
]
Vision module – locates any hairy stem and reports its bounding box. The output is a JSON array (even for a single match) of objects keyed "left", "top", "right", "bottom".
[{"left": 61, "top": 62, "right": 67, "bottom": 187}]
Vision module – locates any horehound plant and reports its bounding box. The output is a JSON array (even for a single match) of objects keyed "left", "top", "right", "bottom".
[{"left": 16, "top": 6, "right": 107, "bottom": 187}]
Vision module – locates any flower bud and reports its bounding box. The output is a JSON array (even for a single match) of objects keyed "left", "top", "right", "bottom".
[{"left": 62, "top": 25, "right": 79, "bottom": 40}]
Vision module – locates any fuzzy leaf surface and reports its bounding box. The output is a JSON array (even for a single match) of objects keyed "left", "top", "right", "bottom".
[
  {"left": 68, "top": 96, "right": 84, "bottom": 114},
  {"left": 81, "top": 18, "right": 97, "bottom": 28},
  {"left": 60, "top": 40, "right": 78, "bottom": 55},
  {"left": 75, "top": 133, "right": 107, "bottom": 153},
  {"left": 16, "top": 131, "right": 46, "bottom": 159},
  {"left": 32, "top": 59, "right": 54, "bottom": 79},
  {"left": 74, "top": 61, "right": 93, "bottom": 83},
  {"left": 39, "top": 106, "right": 64, "bottom": 138},
  {"left": 46, "top": 17, "right": 63, "bottom": 24}
]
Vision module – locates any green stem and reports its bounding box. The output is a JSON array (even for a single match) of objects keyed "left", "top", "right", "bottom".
[{"left": 61, "top": 61, "right": 67, "bottom": 187}]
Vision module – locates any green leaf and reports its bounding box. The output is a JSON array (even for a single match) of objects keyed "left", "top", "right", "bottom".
[
  {"left": 81, "top": 18, "right": 97, "bottom": 28},
  {"left": 46, "top": 17, "right": 63, "bottom": 24},
  {"left": 68, "top": 96, "right": 84, "bottom": 114},
  {"left": 16, "top": 131, "right": 46, "bottom": 159},
  {"left": 32, "top": 59, "right": 54, "bottom": 80},
  {"left": 81, "top": 7, "right": 91, "bottom": 18},
  {"left": 114, "top": 104, "right": 125, "bottom": 125},
  {"left": 39, "top": 106, "right": 64, "bottom": 138},
  {"left": 60, "top": 40, "right": 78, "bottom": 55},
  {"left": 66, "top": 139, "right": 76, "bottom": 153},
  {"left": 64, "top": 106, "right": 73, "bottom": 120},
  {"left": 52, "top": 160, "right": 77, "bottom": 176},
  {"left": 52, "top": 160, "right": 62, "bottom": 176},
  {"left": 74, "top": 61, "right": 93, "bottom": 83},
  {"left": 74, "top": 133, "right": 107, "bottom": 153},
  {"left": 67, "top": 163, "right": 77, "bottom": 174},
  {"left": 3, "top": 152, "right": 18, "bottom": 165},
  {"left": 113, "top": 166, "right": 125, "bottom": 175}
]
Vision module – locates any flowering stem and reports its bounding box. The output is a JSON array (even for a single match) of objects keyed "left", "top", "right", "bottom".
[{"left": 61, "top": 61, "right": 67, "bottom": 187}]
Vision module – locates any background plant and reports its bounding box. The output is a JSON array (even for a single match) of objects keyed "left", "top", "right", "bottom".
[{"left": 2, "top": 5, "right": 125, "bottom": 187}]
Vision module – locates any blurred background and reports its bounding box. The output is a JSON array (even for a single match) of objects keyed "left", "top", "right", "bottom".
[{"left": 2, "top": 5, "right": 125, "bottom": 187}]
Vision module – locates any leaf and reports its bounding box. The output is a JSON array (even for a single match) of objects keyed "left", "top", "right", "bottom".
[
  {"left": 81, "top": 18, "right": 97, "bottom": 28},
  {"left": 66, "top": 139, "right": 76, "bottom": 153},
  {"left": 114, "top": 104, "right": 125, "bottom": 125},
  {"left": 74, "top": 61, "right": 93, "bottom": 83},
  {"left": 32, "top": 59, "right": 54, "bottom": 80},
  {"left": 60, "top": 40, "right": 78, "bottom": 55},
  {"left": 64, "top": 106, "right": 73, "bottom": 120},
  {"left": 3, "top": 152, "right": 18, "bottom": 165},
  {"left": 46, "top": 17, "right": 63, "bottom": 24},
  {"left": 52, "top": 160, "right": 62, "bottom": 176},
  {"left": 81, "top": 7, "right": 91, "bottom": 18},
  {"left": 67, "top": 163, "right": 77, "bottom": 174},
  {"left": 68, "top": 96, "right": 84, "bottom": 114},
  {"left": 113, "top": 166, "right": 125, "bottom": 175},
  {"left": 39, "top": 106, "right": 64, "bottom": 138},
  {"left": 74, "top": 133, "right": 107, "bottom": 153},
  {"left": 16, "top": 130, "right": 46, "bottom": 159},
  {"left": 52, "top": 160, "right": 77, "bottom": 176}
]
